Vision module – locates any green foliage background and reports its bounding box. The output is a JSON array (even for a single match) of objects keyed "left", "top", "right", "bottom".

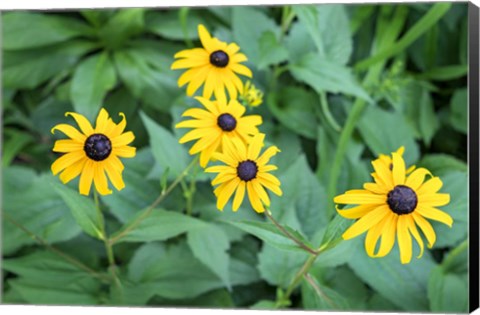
[{"left": 1, "top": 3, "right": 469, "bottom": 311}]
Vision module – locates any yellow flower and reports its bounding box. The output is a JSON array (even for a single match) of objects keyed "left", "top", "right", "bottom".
[
  {"left": 240, "top": 80, "right": 263, "bottom": 108},
  {"left": 171, "top": 24, "right": 252, "bottom": 104},
  {"left": 176, "top": 96, "right": 262, "bottom": 168},
  {"left": 205, "top": 134, "right": 282, "bottom": 213},
  {"left": 51, "top": 109, "right": 136, "bottom": 196},
  {"left": 334, "top": 149, "right": 452, "bottom": 264}
]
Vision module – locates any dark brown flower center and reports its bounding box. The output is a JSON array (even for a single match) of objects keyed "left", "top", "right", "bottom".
[
  {"left": 210, "top": 50, "right": 229, "bottom": 68},
  {"left": 387, "top": 185, "right": 418, "bottom": 215},
  {"left": 217, "top": 113, "right": 237, "bottom": 132},
  {"left": 84, "top": 133, "right": 112, "bottom": 161},
  {"left": 237, "top": 160, "right": 258, "bottom": 182}
]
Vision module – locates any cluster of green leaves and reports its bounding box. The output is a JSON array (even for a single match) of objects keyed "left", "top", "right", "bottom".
[{"left": 2, "top": 3, "right": 469, "bottom": 312}]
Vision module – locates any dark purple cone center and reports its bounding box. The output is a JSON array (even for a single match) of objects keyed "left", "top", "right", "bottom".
[
  {"left": 217, "top": 113, "right": 237, "bottom": 132},
  {"left": 237, "top": 160, "right": 258, "bottom": 182},
  {"left": 210, "top": 50, "right": 229, "bottom": 68},
  {"left": 84, "top": 133, "right": 112, "bottom": 161},
  {"left": 387, "top": 185, "right": 418, "bottom": 215}
]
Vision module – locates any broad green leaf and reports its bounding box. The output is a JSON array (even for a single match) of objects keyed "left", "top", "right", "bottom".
[
  {"left": 126, "top": 242, "right": 258, "bottom": 303},
  {"left": 139, "top": 111, "right": 189, "bottom": 180},
  {"left": 114, "top": 49, "right": 179, "bottom": 112},
  {"left": 319, "top": 214, "right": 352, "bottom": 250},
  {"left": 284, "top": 21, "right": 316, "bottom": 63},
  {"left": 258, "top": 244, "right": 308, "bottom": 288},
  {"left": 3, "top": 168, "right": 81, "bottom": 255},
  {"left": 293, "top": 5, "right": 352, "bottom": 65},
  {"left": 348, "top": 238, "right": 436, "bottom": 311},
  {"left": 70, "top": 52, "right": 117, "bottom": 121},
  {"left": 51, "top": 181, "right": 104, "bottom": 240},
  {"left": 428, "top": 269, "right": 468, "bottom": 312},
  {"left": 232, "top": 6, "right": 280, "bottom": 66},
  {"left": 449, "top": 88, "right": 467, "bottom": 134},
  {"left": 418, "top": 154, "right": 467, "bottom": 176},
  {"left": 146, "top": 9, "right": 210, "bottom": 40},
  {"left": 2, "top": 129, "right": 34, "bottom": 167},
  {"left": 226, "top": 220, "right": 312, "bottom": 253},
  {"left": 430, "top": 171, "right": 467, "bottom": 248},
  {"left": 2, "top": 12, "right": 92, "bottom": 50},
  {"left": 98, "top": 9, "right": 145, "bottom": 49},
  {"left": 251, "top": 300, "right": 277, "bottom": 309},
  {"left": 3, "top": 40, "right": 96, "bottom": 89},
  {"left": 416, "top": 65, "right": 468, "bottom": 81},
  {"left": 367, "top": 293, "right": 399, "bottom": 311},
  {"left": 257, "top": 31, "right": 289, "bottom": 70},
  {"left": 266, "top": 87, "right": 318, "bottom": 139},
  {"left": 358, "top": 106, "right": 419, "bottom": 165},
  {"left": 112, "top": 209, "right": 206, "bottom": 243},
  {"left": 290, "top": 53, "right": 371, "bottom": 102},
  {"left": 272, "top": 155, "right": 328, "bottom": 238},
  {"left": 187, "top": 223, "right": 231, "bottom": 289},
  {"left": 301, "top": 275, "right": 351, "bottom": 310}
]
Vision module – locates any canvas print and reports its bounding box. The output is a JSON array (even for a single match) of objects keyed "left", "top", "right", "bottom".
[{"left": 1, "top": 2, "right": 473, "bottom": 313}]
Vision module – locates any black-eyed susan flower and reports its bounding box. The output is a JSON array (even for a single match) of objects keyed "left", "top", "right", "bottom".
[
  {"left": 334, "top": 148, "right": 452, "bottom": 264},
  {"left": 176, "top": 96, "right": 262, "bottom": 168},
  {"left": 51, "top": 109, "right": 136, "bottom": 196},
  {"left": 205, "top": 133, "right": 282, "bottom": 213},
  {"left": 240, "top": 80, "right": 263, "bottom": 108},
  {"left": 171, "top": 24, "right": 252, "bottom": 104}
]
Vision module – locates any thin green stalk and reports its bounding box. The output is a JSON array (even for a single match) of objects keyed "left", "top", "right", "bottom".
[
  {"left": 3, "top": 213, "right": 109, "bottom": 283},
  {"left": 179, "top": 8, "right": 193, "bottom": 48},
  {"left": 319, "top": 92, "right": 341, "bottom": 132},
  {"left": 264, "top": 209, "right": 319, "bottom": 256},
  {"left": 355, "top": 3, "right": 452, "bottom": 71},
  {"left": 109, "top": 156, "right": 199, "bottom": 245}
]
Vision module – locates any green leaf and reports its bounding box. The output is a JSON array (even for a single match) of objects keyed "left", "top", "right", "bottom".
[
  {"left": 112, "top": 209, "right": 206, "bottom": 243},
  {"left": 2, "top": 12, "right": 92, "bottom": 50},
  {"left": 146, "top": 9, "right": 209, "bottom": 40},
  {"left": 139, "top": 111, "right": 189, "bottom": 180},
  {"left": 415, "top": 65, "right": 468, "bottom": 81},
  {"left": 98, "top": 9, "right": 145, "bottom": 49},
  {"left": 251, "top": 300, "right": 277, "bottom": 309},
  {"left": 301, "top": 275, "right": 351, "bottom": 310},
  {"left": 3, "top": 251, "right": 101, "bottom": 305},
  {"left": 3, "top": 168, "right": 81, "bottom": 255},
  {"left": 319, "top": 214, "right": 352, "bottom": 251},
  {"left": 2, "top": 129, "right": 34, "bottom": 167},
  {"left": 266, "top": 87, "right": 318, "bottom": 139},
  {"left": 449, "top": 88, "right": 467, "bottom": 134},
  {"left": 187, "top": 223, "right": 231, "bottom": 289},
  {"left": 418, "top": 154, "right": 467, "bottom": 176},
  {"left": 429, "top": 171, "right": 467, "bottom": 248},
  {"left": 226, "top": 220, "right": 312, "bottom": 253},
  {"left": 348, "top": 238, "right": 436, "bottom": 311},
  {"left": 290, "top": 53, "right": 371, "bottom": 102},
  {"left": 358, "top": 106, "right": 419, "bottom": 165},
  {"left": 257, "top": 31, "right": 289, "bottom": 70},
  {"left": 51, "top": 181, "right": 104, "bottom": 240},
  {"left": 70, "top": 52, "right": 117, "bottom": 121},
  {"left": 257, "top": 244, "right": 308, "bottom": 288},
  {"left": 3, "top": 40, "right": 96, "bottom": 89},
  {"left": 232, "top": 6, "right": 280, "bottom": 66},
  {"left": 114, "top": 49, "right": 179, "bottom": 112},
  {"left": 293, "top": 5, "right": 352, "bottom": 65},
  {"left": 428, "top": 269, "right": 467, "bottom": 312}
]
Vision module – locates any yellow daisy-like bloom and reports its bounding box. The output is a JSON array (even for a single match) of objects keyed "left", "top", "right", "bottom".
[
  {"left": 171, "top": 24, "right": 252, "bottom": 104},
  {"left": 51, "top": 108, "right": 136, "bottom": 196},
  {"left": 205, "top": 134, "right": 282, "bottom": 213},
  {"left": 240, "top": 80, "right": 263, "bottom": 108},
  {"left": 334, "top": 148, "right": 452, "bottom": 264},
  {"left": 176, "top": 96, "right": 262, "bottom": 168}
]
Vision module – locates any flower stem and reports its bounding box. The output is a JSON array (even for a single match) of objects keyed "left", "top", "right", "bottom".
[
  {"left": 109, "top": 156, "right": 199, "bottom": 245},
  {"left": 264, "top": 208, "right": 319, "bottom": 256},
  {"left": 3, "top": 212, "right": 109, "bottom": 283}
]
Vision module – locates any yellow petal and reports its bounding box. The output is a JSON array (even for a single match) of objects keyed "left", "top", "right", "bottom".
[
  {"left": 216, "top": 177, "right": 240, "bottom": 210},
  {"left": 51, "top": 124, "right": 86, "bottom": 142},
  {"left": 179, "top": 127, "right": 217, "bottom": 144},
  {"left": 59, "top": 158, "right": 87, "bottom": 184},
  {"left": 53, "top": 139, "right": 84, "bottom": 153},
  {"left": 65, "top": 112, "right": 94, "bottom": 135},
  {"left": 342, "top": 205, "right": 390, "bottom": 240},
  {"left": 418, "top": 193, "right": 450, "bottom": 207},
  {"left": 405, "top": 168, "right": 432, "bottom": 191},
  {"left": 397, "top": 215, "right": 412, "bottom": 264},
  {"left": 256, "top": 146, "right": 280, "bottom": 166},
  {"left": 199, "top": 137, "right": 221, "bottom": 168},
  {"left": 198, "top": 24, "right": 215, "bottom": 52},
  {"left": 111, "top": 131, "right": 135, "bottom": 147},
  {"left": 247, "top": 181, "right": 265, "bottom": 213},
  {"left": 391, "top": 152, "right": 406, "bottom": 186},
  {"left": 79, "top": 160, "right": 94, "bottom": 196},
  {"left": 51, "top": 151, "right": 85, "bottom": 175},
  {"left": 212, "top": 173, "right": 237, "bottom": 186},
  {"left": 181, "top": 108, "right": 214, "bottom": 120},
  {"left": 334, "top": 192, "right": 386, "bottom": 205},
  {"left": 94, "top": 108, "right": 110, "bottom": 134},
  {"left": 247, "top": 133, "right": 265, "bottom": 160},
  {"left": 232, "top": 181, "right": 246, "bottom": 211},
  {"left": 406, "top": 215, "right": 424, "bottom": 259},
  {"left": 205, "top": 165, "right": 235, "bottom": 174},
  {"left": 104, "top": 161, "right": 125, "bottom": 191},
  {"left": 415, "top": 205, "right": 453, "bottom": 227},
  {"left": 412, "top": 213, "right": 436, "bottom": 248},
  {"left": 363, "top": 182, "right": 389, "bottom": 194},
  {"left": 259, "top": 178, "right": 282, "bottom": 196},
  {"left": 93, "top": 163, "right": 112, "bottom": 195},
  {"left": 371, "top": 159, "right": 394, "bottom": 189},
  {"left": 113, "top": 146, "right": 136, "bottom": 158},
  {"left": 417, "top": 177, "right": 443, "bottom": 195},
  {"left": 375, "top": 213, "right": 397, "bottom": 257},
  {"left": 230, "top": 63, "right": 253, "bottom": 77},
  {"left": 110, "top": 113, "right": 127, "bottom": 138},
  {"left": 252, "top": 179, "right": 270, "bottom": 207},
  {"left": 336, "top": 204, "right": 378, "bottom": 219}
]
